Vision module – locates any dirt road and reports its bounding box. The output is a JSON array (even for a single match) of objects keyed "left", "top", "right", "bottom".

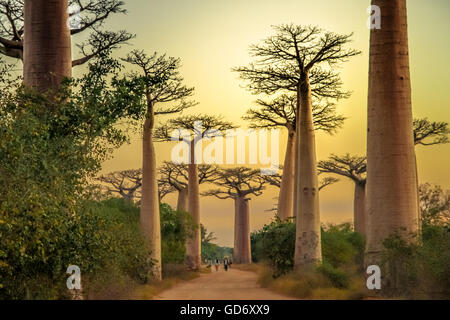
[{"left": 153, "top": 268, "right": 295, "bottom": 300}]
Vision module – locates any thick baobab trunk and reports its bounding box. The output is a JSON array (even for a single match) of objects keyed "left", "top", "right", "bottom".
[
  {"left": 294, "top": 76, "right": 322, "bottom": 268},
  {"left": 277, "top": 129, "right": 296, "bottom": 220},
  {"left": 354, "top": 182, "right": 366, "bottom": 235},
  {"left": 233, "top": 197, "right": 240, "bottom": 262},
  {"left": 186, "top": 141, "right": 201, "bottom": 270},
  {"left": 123, "top": 193, "right": 134, "bottom": 204},
  {"left": 234, "top": 196, "right": 251, "bottom": 264},
  {"left": 24, "top": 0, "right": 72, "bottom": 92},
  {"left": 140, "top": 113, "right": 162, "bottom": 281},
  {"left": 366, "top": 0, "right": 419, "bottom": 265},
  {"left": 177, "top": 188, "right": 188, "bottom": 212}
]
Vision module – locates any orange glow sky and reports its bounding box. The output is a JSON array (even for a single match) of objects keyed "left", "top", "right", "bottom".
[{"left": 72, "top": 0, "right": 449, "bottom": 247}]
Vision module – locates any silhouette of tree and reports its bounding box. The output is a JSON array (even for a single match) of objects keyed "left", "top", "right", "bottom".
[
  {"left": 158, "top": 161, "right": 220, "bottom": 212},
  {"left": 244, "top": 93, "right": 345, "bottom": 220},
  {"left": 0, "top": 0, "right": 133, "bottom": 65},
  {"left": 97, "top": 169, "right": 142, "bottom": 203},
  {"left": 413, "top": 118, "right": 449, "bottom": 146},
  {"left": 155, "top": 114, "right": 236, "bottom": 270},
  {"left": 235, "top": 24, "right": 360, "bottom": 267},
  {"left": 203, "top": 167, "right": 267, "bottom": 264},
  {"left": 318, "top": 154, "right": 367, "bottom": 234},
  {"left": 263, "top": 170, "right": 338, "bottom": 213},
  {"left": 122, "top": 50, "right": 195, "bottom": 280},
  {"left": 419, "top": 183, "right": 450, "bottom": 227}
]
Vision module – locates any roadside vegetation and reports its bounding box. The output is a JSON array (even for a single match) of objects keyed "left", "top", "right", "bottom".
[{"left": 248, "top": 201, "right": 449, "bottom": 300}]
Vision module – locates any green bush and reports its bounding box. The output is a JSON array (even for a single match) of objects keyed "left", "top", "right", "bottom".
[
  {"left": 316, "top": 262, "right": 350, "bottom": 289},
  {"left": 201, "top": 225, "right": 233, "bottom": 261},
  {"left": 251, "top": 219, "right": 364, "bottom": 280},
  {"left": 0, "top": 54, "right": 146, "bottom": 299},
  {"left": 251, "top": 218, "right": 296, "bottom": 277},
  {"left": 321, "top": 223, "right": 365, "bottom": 269},
  {"left": 160, "top": 203, "right": 195, "bottom": 264},
  {"left": 382, "top": 224, "right": 450, "bottom": 298}
]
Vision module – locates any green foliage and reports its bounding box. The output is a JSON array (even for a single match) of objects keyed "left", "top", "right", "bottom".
[
  {"left": 419, "top": 183, "right": 450, "bottom": 227},
  {"left": 251, "top": 219, "right": 364, "bottom": 288},
  {"left": 160, "top": 204, "right": 195, "bottom": 264},
  {"left": 0, "top": 54, "right": 146, "bottom": 299},
  {"left": 316, "top": 262, "right": 350, "bottom": 289},
  {"left": 251, "top": 218, "right": 296, "bottom": 277},
  {"left": 382, "top": 224, "right": 450, "bottom": 298},
  {"left": 200, "top": 225, "right": 233, "bottom": 261},
  {"left": 321, "top": 223, "right": 365, "bottom": 269}
]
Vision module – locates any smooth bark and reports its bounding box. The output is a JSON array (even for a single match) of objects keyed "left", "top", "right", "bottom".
[
  {"left": 294, "top": 75, "right": 322, "bottom": 268},
  {"left": 233, "top": 197, "right": 240, "bottom": 261},
  {"left": 186, "top": 141, "right": 201, "bottom": 270},
  {"left": 354, "top": 182, "right": 366, "bottom": 235},
  {"left": 234, "top": 196, "right": 251, "bottom": 264},
  {"left": 141, "top": 115, "right": 162, "bottom": 280},
  {"left": 366, "top": 0, "right": 419, "bottom": 265},
  {"left": 24, "top": 0, "right": 72, "bottom": 91},
  {"left": 277, "top": 129, "right": 296, "bottom": 220},
  {"left": 177, "top": 188, "right": 188, "bottom": 212}
]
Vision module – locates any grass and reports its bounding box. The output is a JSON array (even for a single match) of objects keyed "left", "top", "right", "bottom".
[
  {"left": 235, "top": 263, "right": 367, "bottom": 300},
  {"left": 130, "top": 264, "right": 211, "bottom": 300}
]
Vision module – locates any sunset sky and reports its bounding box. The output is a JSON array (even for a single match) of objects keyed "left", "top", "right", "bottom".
[{"left": 70, "top": 0, "right": 450, "bottom": 247}]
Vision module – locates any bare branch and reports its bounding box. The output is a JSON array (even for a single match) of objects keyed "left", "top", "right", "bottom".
[
  {"left": 413, "top": 118, "right": 449, "bottom": 146},
  {"left": 203, "top": 167, "right": 268, "bottom": 198},
  {"left": 243, "top": 93, "right": 345, "bottom": 134},
  {"left": 318, "top": 154, "right": 366, "bottom": 183}
]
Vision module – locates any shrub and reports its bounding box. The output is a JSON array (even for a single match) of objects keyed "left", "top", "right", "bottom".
[
  {"left": 0, "top": 54, "right": 148, "bottom": 299},
  {"left": 321, "top": 223, "right": 365, "bottom": 269},
  {"left": 250, "top": 218, "right": 296, "bottom": 277},
  {"left": 160, "top": 203, "right": 195, "bottom": 264},
  {"left": 316, "top": 262, "right": 350, "bottom": 289},
  {"left": 382, "top": 224, "right": 450, "bottom": 298}
]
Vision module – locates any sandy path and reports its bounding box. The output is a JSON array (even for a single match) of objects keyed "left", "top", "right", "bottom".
[{"left": 153, "top": 268, "right": 295, "bottom": 300}]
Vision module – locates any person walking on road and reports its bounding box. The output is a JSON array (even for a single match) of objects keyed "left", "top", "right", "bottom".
[
  {"left": 214, "top": 258, "right": 220, "bottom": 272},
  {"left": 224, "top": 258, "right": 229, "bottom": 272}
]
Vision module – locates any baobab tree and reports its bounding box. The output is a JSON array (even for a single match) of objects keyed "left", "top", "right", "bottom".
[
  {"left": 203, "top": 167, "right": 266, "bottom": 264},
  {"left": 244, "top": 94, "right": 345, "bottom": 220},
  {"left": 235, "top": 24, "right": 360, "bottom": 267},
  {"left": 413, "top": 118, "right": 449, "bottom": 146},
  {"left": 155, "top": 114, "right": 236, "bottom": 270},
  {"left": 317, "top": 118, "right": 448, "bottom": 237},
  {"left": 318, "top": 155, "right": 367, "bottom": 235},
  {"left": 263, "top": 170, "right": 338, "bottom": 213},
  {"left": 123, "top": 50, "right": 195, "bottom": 280},
  {"left": 0, "top": 0, "right": 132, "bottom": 91},
  {"left": 367, "top": 0, "right": 437, "bottom": 266},
  {"left": 158, "top": 161, "right": 220, "bottom": 212},
  {"left": 263, "top": 168, "right": 338, "bottom": 191},
  {"left": 97, "top": 169, "right": 142, "bottom": 203}
]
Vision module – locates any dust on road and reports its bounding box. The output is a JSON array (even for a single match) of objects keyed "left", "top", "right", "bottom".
[{"left": 153, "top": 267, "right": 296, "bottom": 300}]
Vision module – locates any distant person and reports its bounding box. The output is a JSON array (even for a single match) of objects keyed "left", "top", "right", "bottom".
[
  {"left": 228, "top": 259, "right": 232, "bottom": 269},
  {"left": 214, "top": 259, "right": 220, "bottom": 272},
  {"left": 224, "top": 258, "right": 229, "bottom": 271}
]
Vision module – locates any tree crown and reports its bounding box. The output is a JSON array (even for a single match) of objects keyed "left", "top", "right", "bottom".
[
  {"left": 202, "top": 167, "right": 267, "bottom": 199},
  {"left": 233, "top": 24, "right": 360, "bottom": 98},
  {"left": 154, "top": 114, "right": 237, "bottom": 142},
  {"left": 0, "top": 0, "right": 134, "bottom": 65},
  {"left": 243, "top": 93, "right": 345, "bottom": 134}
]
